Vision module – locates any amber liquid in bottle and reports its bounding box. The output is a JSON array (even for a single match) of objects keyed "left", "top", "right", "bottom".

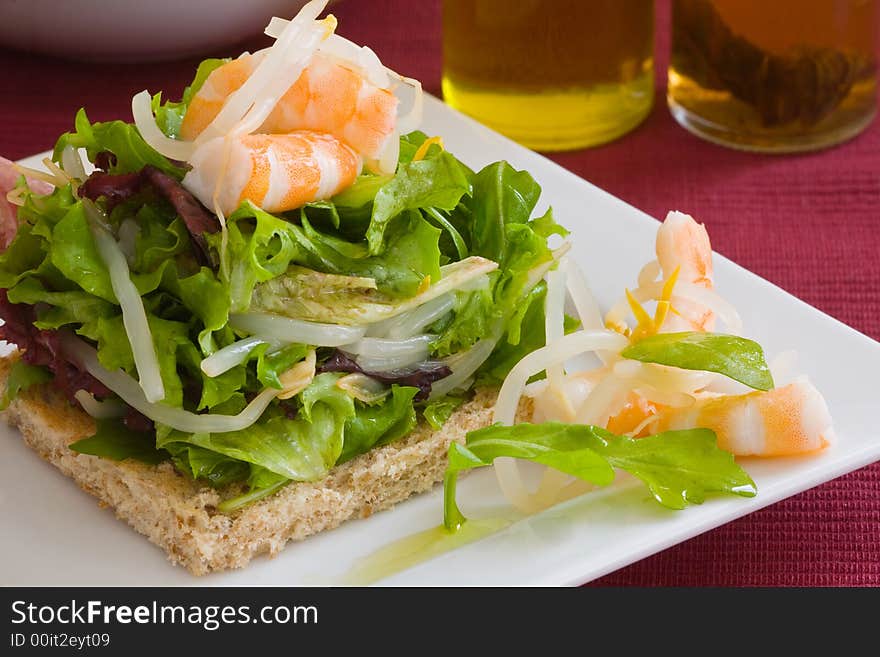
[
  {"left": 442, "top": 0, "right": 655, "bottom": 150},
  {"left": 668, "top": 0, "right": 878, "bottom": 152}
]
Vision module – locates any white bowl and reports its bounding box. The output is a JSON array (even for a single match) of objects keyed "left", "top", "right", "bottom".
[{"left": 0, "top": 0, "right": 314, "bottom": 62}]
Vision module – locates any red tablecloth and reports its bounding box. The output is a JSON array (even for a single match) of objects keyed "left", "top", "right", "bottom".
[{"left": 1, "top": 0, "right": 878, "bottom": 586}]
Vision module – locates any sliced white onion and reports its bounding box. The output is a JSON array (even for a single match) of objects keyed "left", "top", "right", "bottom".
[
  {"left": 62, "top": 335, "right": 279, "bottom": 433},
  {"left": 343, "top": 334, "right": 434, "bottom": 371},
  {"left": 631, "top": 385, "right": 695, "bottom": 409},
  {"left": 392, "top": 73, "right": 424, "bottom": 135},
  {"left": 612, "top": 359, "right": 714, "bottom": 395},
  {"left": 228, "top": 312, "right": 365, "bottom": 347},
  {"left": 428, "top": 336, "right": 499, "bottom": 400},
  {"left": 74, "top": 390, "right": 126, "bottom": 419},
  {"left": 116, "top": 217, "right": 140, "bottom": 265},
  {"left": 493, "top": 330, "right": 628, "bottom": 426},
  {"left": 544, "top": 259, "right": 567, "bottom": 386},
  {"left": 200, "top": 336, "right": 277, "bottom": 377},
  {"left": 198, "top": 0, "right": 329, "bottom": 145},
  {"left": 131, "top": 90, "right": 195, "bottom": 161},
  {"left": 565, "top": 260, "right": 604, "bottom": 331},
  {"left": 375, "top": 130, "right": 401, "bottom": 175},
  {"left": 61, "top": 145, "right": 87, "bottom": 181},
  {"left": 572, "top": 373, "right": 631, "bottom": 426},
  {"left": 336, "top": 373, "right": 389, "bottom": 404},
  {"left": 265, "top": 19, "right": 390, "bottom": 87},
  {"left": 85, "top": 202, "right": 164, "bottom": 403},
  {"left": 366, "top": 294, "right": 454, "bottom": 339}
]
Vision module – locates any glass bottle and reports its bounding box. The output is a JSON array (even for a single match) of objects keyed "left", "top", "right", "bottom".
[
  {"left": 668, "top": 0, "right": 878, "bottom": 152},
  {"left": 442, "top": 0, "right": 655, "bottom": 151}
]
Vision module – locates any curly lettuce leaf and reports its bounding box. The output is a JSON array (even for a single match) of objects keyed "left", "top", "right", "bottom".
[
  {"left": 339, "top": 384, "right": 419, "bottom": 463},
  {"left": 53, "top": 108, "right": 185, "bottom": 178},
  {"left": 366, "top": 151, "right": 471, "bottom": 255}
]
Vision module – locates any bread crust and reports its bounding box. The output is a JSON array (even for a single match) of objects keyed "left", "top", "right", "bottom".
[{"left": 0, "top": 351, "right": 502, "bottom": 575}]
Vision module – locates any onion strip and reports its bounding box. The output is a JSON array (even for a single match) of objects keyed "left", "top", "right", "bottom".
[
  {"left": 85, "top": 202, "right": 165, "bottom": 403},
  {"left": 74, "top": 390, "right": 126, "bottom": 419},
  {"left": 200, "top": 336, "right": 277, "bottom": 377},
  {"left": 131, "top": 90, "right": 195, "bottom": 161},
  {"left": 62, "top": 335, "right": 279, "bottom": 433},
  {"left": 229, "top": 313, "right": 365, "bottom": 347},
  {"left": 343, "top": 334, "right": 434, "bottom": 371}
]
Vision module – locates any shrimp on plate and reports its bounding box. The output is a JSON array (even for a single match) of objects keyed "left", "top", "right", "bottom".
[
  {"left": 179, "top": 50, "right": 399, "bottom": 169},
  {"left": 132, "top": 0, "right": 421, "bottom": 219},
  {"left": 498, "top": 209, "right": 833, "bottom": 514}
]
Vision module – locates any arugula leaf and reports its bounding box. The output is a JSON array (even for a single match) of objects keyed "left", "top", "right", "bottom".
[
  {"left": 0, "top": 361, "right": 52, "bottom": 410},
  {"left": 467, "top": 161, "right": 542, "bottom": 261},
  {"left": 621, "top": 331, "right": 774, "bottom": 391},
  {"left": 70, "top": 419, "right": 167, "bottom": 465},
  {"left": 443, "top": 422, "right": 757, "bottom": 530}
]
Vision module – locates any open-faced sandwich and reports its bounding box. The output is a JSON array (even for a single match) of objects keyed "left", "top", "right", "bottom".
[{"left": 0, "top": 0, "right": 834, "bottom": 576}]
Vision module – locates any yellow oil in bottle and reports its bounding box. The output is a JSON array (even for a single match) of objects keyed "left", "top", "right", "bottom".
[
  {"left": 442, "top": 0, "right": 655, "bottom": 151},
  {"left": 668, "top": 0, "right": 878, "bottom": 152}
]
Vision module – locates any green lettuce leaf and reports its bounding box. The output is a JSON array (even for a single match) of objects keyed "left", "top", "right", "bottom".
[
  {"left": 70, "top": 419, "right": 167, "bottom": 465},
  {"left": 0, "top": 361, "right": 52, "bottom": 410},
  {"left": 621, "top": 331, "right": 774, "bottom": 391},
  {"left": 164, "top": 442, "right": 249, "bottom": 487},
  {"left": 366, "top": 151, "right": 471, "bottom": 254},
  {"left": 339, "top": 384, "right": 419, "bottom": 463},
  {"left": 157, "top": 374, "right": 356, "bottom": 481},
  {"left": 443, "top": 422, "right": 757, "bottom": 530},
  {"left": 422, "top": 395, "right": 466, "bottom": 430},
  {"left": 53, "top": 108, "right": 185, "bottom": 178}
]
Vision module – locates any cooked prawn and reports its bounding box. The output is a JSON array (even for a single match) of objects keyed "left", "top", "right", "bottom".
[
  {"left": 180, "top": 50, "right": 398, "bottom": 169},
  {"left": 655, "top": 210, "right": 715, "bottom": 332},
  {"left": 652, "top": 380, "right": 833, "bottom": 456},
  {"left": 183, "top": 130, "right": 360, "bottom": 216}
]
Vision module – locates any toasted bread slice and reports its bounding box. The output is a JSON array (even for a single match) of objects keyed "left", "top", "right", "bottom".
[{"left": 0, "top": 351, "right": 503, "bottom": 575}]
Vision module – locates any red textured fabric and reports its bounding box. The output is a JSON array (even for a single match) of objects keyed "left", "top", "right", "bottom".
[{"left": 0, "top": 0, "right": 878, "bottom": 587}]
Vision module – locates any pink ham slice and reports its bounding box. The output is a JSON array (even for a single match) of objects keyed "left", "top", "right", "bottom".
[{"left": 0, "top": 156, "right": 54, "bottom": 250}]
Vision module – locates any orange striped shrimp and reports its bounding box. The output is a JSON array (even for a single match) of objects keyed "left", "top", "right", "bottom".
[
  {"left": 183, "top": 130, "right": 360, "bottom": 216},
  {"left": 652, "top": 380, "right": 833, "bottom": 456},
  {"left": 605, "top": 210, "right": 729, "bottom": 337},
  {"left": 180, "top": 50, "right": 399, "bottom": 170},
  {"left": 655, "top": 210, "right": 716, "bottom": 332}
]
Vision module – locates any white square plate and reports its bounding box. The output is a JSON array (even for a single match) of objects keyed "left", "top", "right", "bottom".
[{"left": 2, "top": 95, "right": 879, "bottom": 586}]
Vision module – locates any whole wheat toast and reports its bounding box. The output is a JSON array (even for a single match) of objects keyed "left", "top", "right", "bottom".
[{"left": 0, "top": 351, "right": 506, "bottom": 575}]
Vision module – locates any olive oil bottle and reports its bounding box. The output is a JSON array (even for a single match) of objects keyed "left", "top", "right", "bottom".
[{"left": 442, "top": 0, "right": 655, "bottom": 151}]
